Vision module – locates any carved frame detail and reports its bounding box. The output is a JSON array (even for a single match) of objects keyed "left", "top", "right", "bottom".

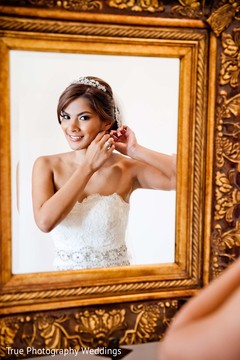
[{"left": 0, "top": 0, "right": 239, "bottom": 357}]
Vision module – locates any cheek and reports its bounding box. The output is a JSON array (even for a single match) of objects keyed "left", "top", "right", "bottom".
[
  {"left": 60, "top": 123, "right": 66, "bottom": 132},
  {"left": 90, "top": 121, "right": 105, "bottom": 133},
  {"left": 98, "top": 121, "right": 110, "bottom": 132},
  {"left": 60, "top": 123, "right": 70, "bottom": 135}
]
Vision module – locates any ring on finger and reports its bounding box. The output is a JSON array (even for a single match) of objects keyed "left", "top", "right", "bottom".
[{"left": 105, "top": 141, "right": 111, "bottom": 150}]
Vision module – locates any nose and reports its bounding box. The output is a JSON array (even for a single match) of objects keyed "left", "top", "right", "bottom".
[{"left": 68, "top": 117, "right": 80, "bottom": 132}]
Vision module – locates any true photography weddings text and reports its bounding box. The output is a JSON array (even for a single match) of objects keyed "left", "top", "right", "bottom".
[{"left": 7, "top": 346, "right": 122, "bottom": 357}]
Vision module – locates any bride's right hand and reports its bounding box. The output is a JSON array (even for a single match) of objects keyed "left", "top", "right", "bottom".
[{"left": 83, "top": 131, "right": 115, "bottom": 171}]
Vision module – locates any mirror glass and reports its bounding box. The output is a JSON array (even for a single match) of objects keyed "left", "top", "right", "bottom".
[{"left": 10, "top": 50, "right": 179, "bottom": 273}]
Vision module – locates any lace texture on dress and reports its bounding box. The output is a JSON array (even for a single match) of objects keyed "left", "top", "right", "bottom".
[{"left": 51, "top": 193, "right": 130, "bottom": 270}]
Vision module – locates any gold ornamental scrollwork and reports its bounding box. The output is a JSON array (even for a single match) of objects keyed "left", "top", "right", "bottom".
[
  {"left": 220, "top": 31, "right": 240, "bottom": 88},
  {"left": 120, "top": 301, "right": 178, "bottom": 344},
  {"left": 213, "top": 74, "right": 240, "bottom": 277},
  {"left": 171, "top": 0, "right": 202, "bottom": 19},
  {"left": 75, "top": 309, "right": 126, "bottom": 348},
  {"left": 216, "top": 90, "right": 240, "bottom": 168},
  {"left": 106, "top": 0, "right": 164, "bottom": 13},
  {"left": 207, "top": 1, "right": 240, "bottom": 36},
  {"left": 0, "top": 318, "right": 19, "bottom": 358},
  {"left": 215, "top": 170, "right": 240, "bottom": 222},
  {"left": 18, "top": 0, "right": 103, "bottom": 11},
  {"left": 0, "top": 301, "right": 180, "bottom": 356},
  {"left": 37, "top": 315, "right": 81, "bottom": 349},
  {"left": 212, "top": 223, "right": 240, "bottom": 277}
]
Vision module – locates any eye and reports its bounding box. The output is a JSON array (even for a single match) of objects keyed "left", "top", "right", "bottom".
[
  {"left": 60, "top": 112, "right": 70, "bottom": 120},
  {"left": 78, "top": 115, "right": 90, "bottom": 121}
]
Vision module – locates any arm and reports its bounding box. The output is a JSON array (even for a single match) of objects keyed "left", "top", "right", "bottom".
[
  {"left": 160, "top": 258, "right": 240, "bottom": 360},
  {"left": 32, "top": 157, "right": 94, "bottom": 233},
  {"left": 32, "top": 131, "right": 114, "bottom": 233},
  {"left": 130, "top": 145, "right": 176, "bottom": 190},
  {"left": 111, "top": 126, "right": 176, "bottom": 190},
  {"left": 168, "top": 258, "right": 240, "bottom": 330}
]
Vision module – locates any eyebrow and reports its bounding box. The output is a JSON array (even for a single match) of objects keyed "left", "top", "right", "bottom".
[{"left": 61, "top": 110, "right": 92, "bottom": 116}]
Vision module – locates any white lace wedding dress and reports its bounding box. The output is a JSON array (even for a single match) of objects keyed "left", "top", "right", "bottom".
[{"left": 51, "top": 193, "right": 130, "bottom": 270}]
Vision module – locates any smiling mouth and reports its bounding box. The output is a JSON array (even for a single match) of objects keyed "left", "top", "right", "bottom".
[{"left": 68, "top": 135, "right": 83, "bottom": 142}]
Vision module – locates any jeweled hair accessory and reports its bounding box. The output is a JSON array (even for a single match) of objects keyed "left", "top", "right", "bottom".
[
  {"left": 114, "top": 105, "right": 122, "bottom": 128},
  {"left": 72, "top": 77, "right": 106, "bottom": 92}
]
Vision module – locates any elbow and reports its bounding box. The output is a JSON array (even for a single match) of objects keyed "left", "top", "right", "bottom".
[
  {"left": 35, "top": 217, "right": 55, "bottom": 233},
  {"left": 37, "top": 223, "right": 53, "bottom": 233}
]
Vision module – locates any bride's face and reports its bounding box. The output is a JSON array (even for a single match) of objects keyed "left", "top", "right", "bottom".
[{"left": 60, "top": 97, "right": 108, "bottom": 151}]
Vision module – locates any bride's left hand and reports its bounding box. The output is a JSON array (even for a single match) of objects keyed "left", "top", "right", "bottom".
[{"left": 110, "top": 125, "right": 138, "bottom": 157}]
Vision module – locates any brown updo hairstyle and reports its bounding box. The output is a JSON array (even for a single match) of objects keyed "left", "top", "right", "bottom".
[{"left": 57, "top": 76, "right": 119, "bottom": 130}]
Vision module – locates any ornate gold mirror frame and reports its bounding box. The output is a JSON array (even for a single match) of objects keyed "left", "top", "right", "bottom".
[{"left": 0, "top": 0, "right": 239, "bottom": 356}]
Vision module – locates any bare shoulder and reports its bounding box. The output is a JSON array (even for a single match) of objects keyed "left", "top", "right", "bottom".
[
  {"left": 111, "top": 152, "right": 138, "bottom": 169},
  {"left": 110, "top": 153, "right": 144, "bottom": 184},
  {"left": 33, "top": 152, "right": 68, "bottom": 172}
]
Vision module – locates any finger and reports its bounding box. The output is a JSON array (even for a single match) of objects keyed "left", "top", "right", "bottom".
[
  {"left": 118, "top": 125, "right": 127, "bottom": 132},
  {"left": 110, "top": 130, "right": 117, "bottom": 136},
  {"left": 110, "top": 133, "right": 120, "bottom": 142},
  {"left": 110, "top": 134, "right": 119, "bottom": 142},
  {"left": 105, "top": 141, "right": 112, "bottom": 150},
  {"left": 98, "top": 133, "right": 111, "bottom": 146},
  {"left": 117, "top": 126, "right": 128, "bottom": 137},
  {"left": 104, "top": 137, "right": 115, "bottom": 150},
  {"left": 93, "top": 130, "right": 107, "bottom": 142},
  {"left": 94, "top": 132, "right": 112, "bottom": 147},
  {"left": 116, "top": 129, "right": 124, "bottom": 137}
]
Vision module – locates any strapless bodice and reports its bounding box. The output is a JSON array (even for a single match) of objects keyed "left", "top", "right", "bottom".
[{"left": 51, "top": 193, "right": 130, "bottom": 270}]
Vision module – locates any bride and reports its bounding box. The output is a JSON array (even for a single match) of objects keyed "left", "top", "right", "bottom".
[{"left": 32, "top": 76, "right": 176, "bottom": 270}]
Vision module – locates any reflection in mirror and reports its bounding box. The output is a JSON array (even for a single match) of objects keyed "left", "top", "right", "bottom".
[{"left": 10, "top": 51, "right": 179, "bottom": 273}]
